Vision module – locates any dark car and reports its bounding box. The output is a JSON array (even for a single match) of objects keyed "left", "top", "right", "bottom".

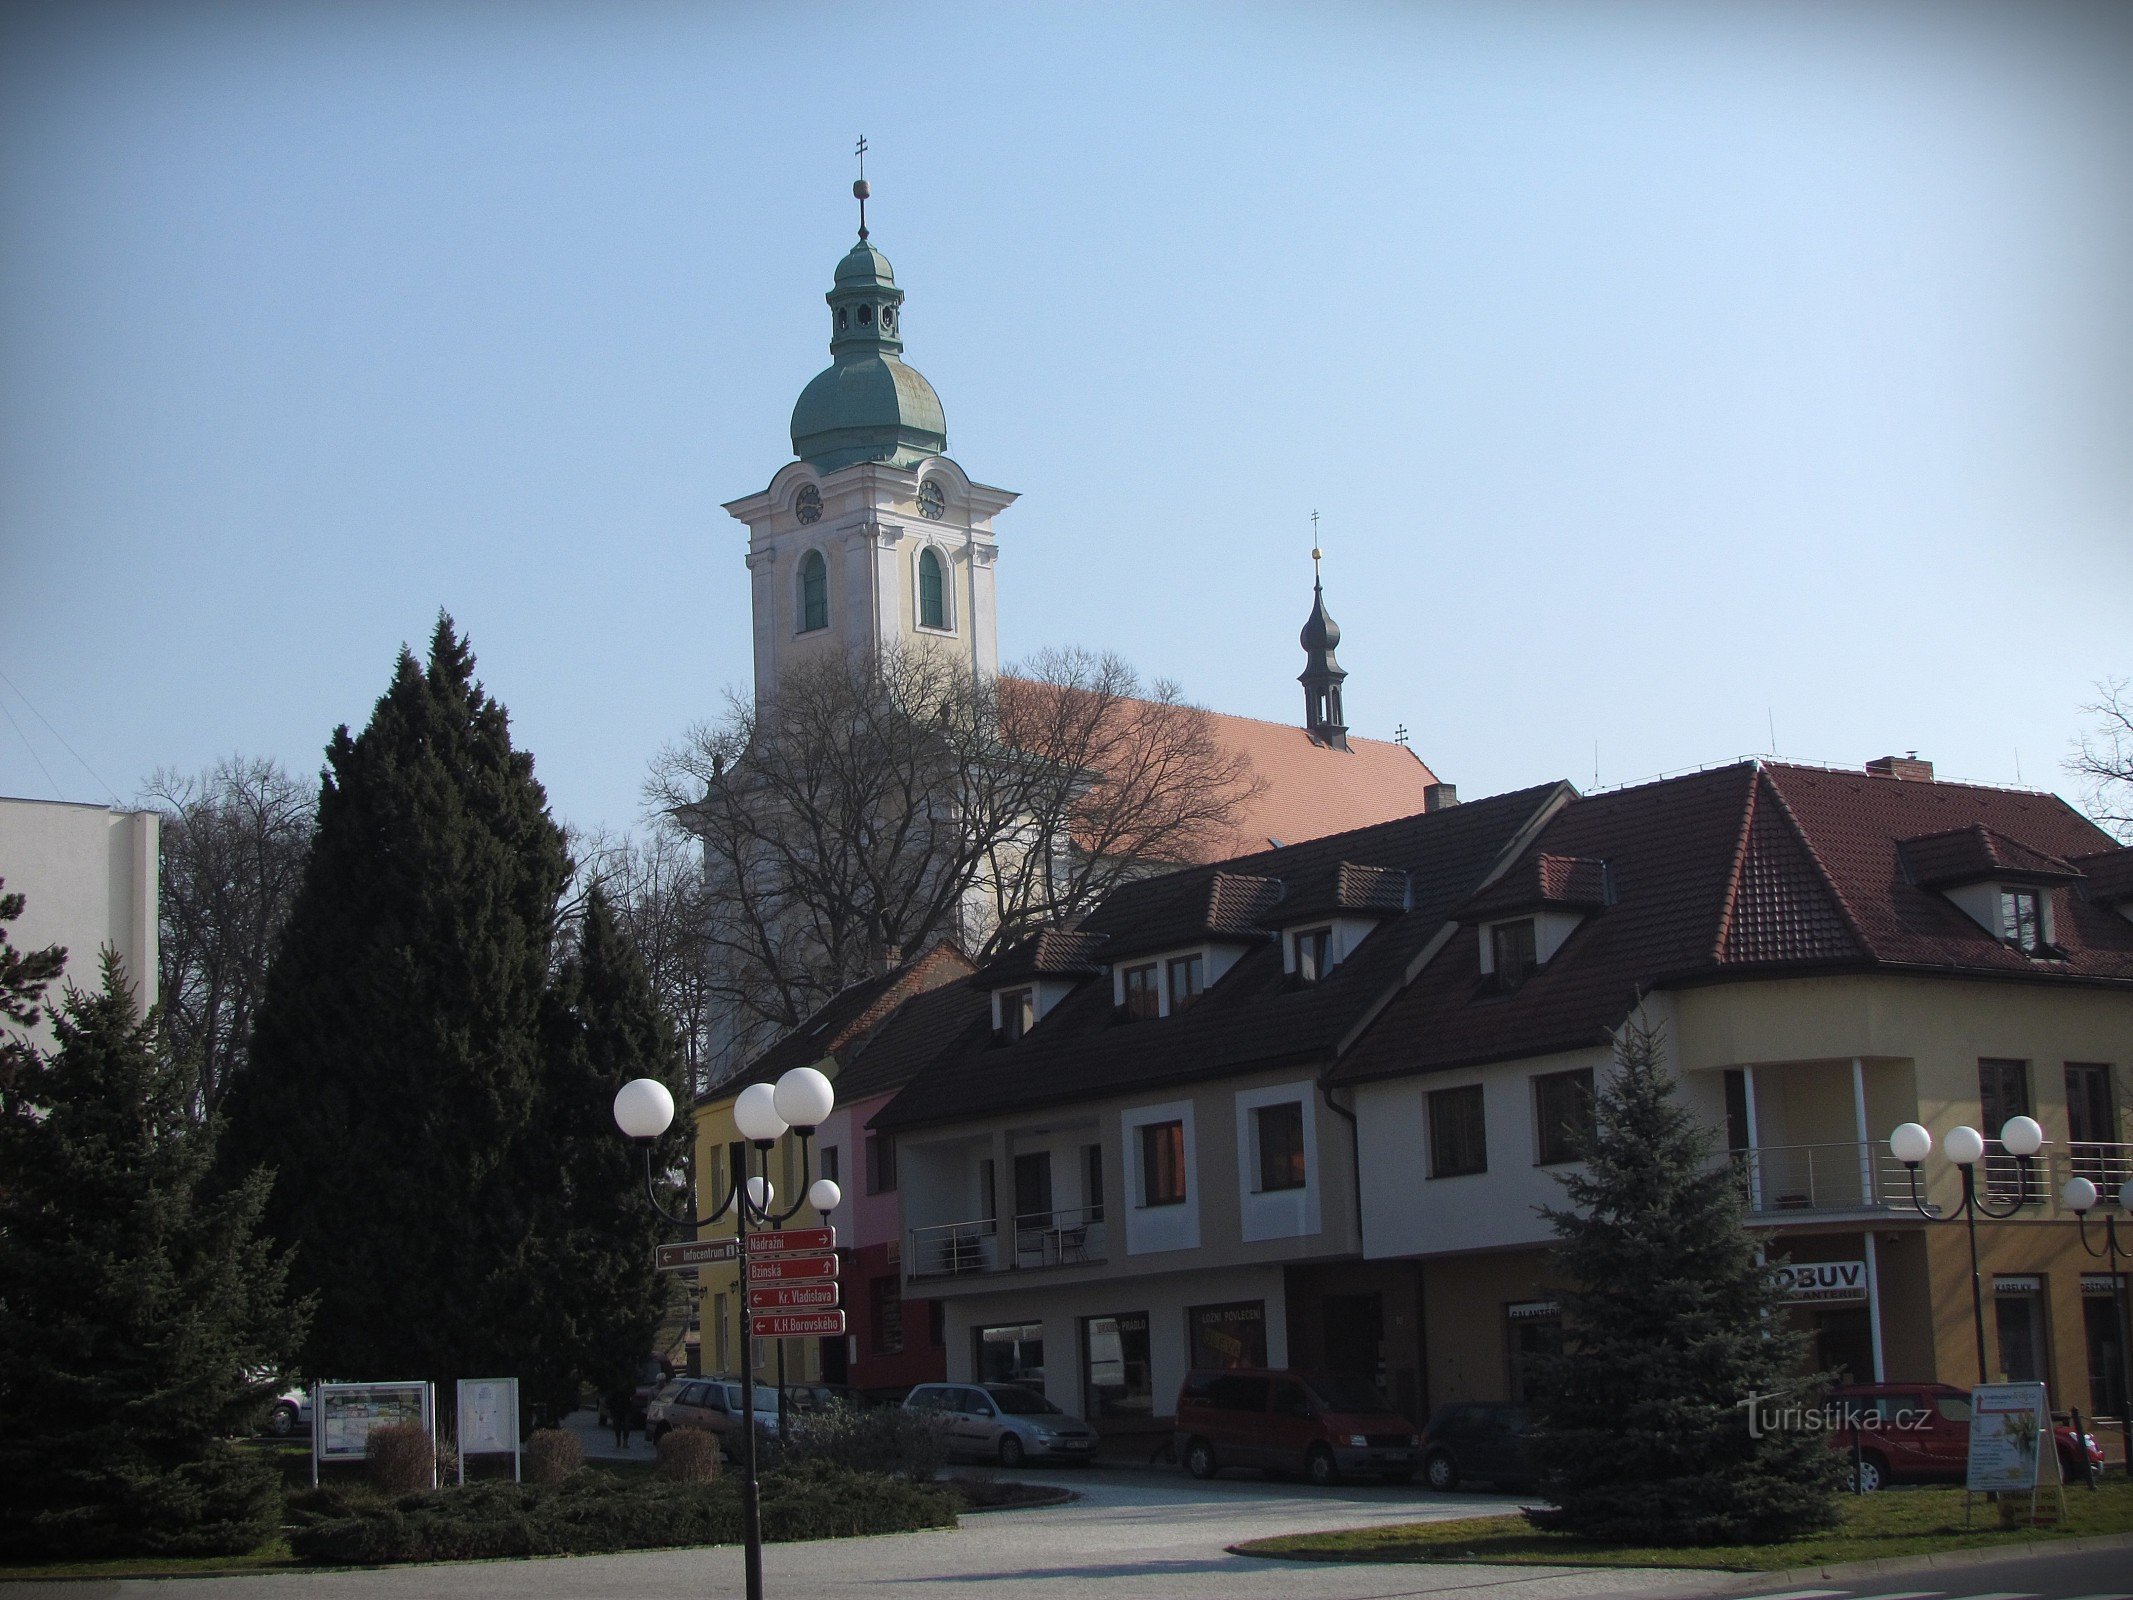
[
  {"left": 1174, "top": 1369, "right": 1419, "bottom": 1486},
  {"left": 1825, "top": 1383, "right": 2103, "bottom": 1491},
  {"left": 1417, "top": 1401, "right": 1532, "bottom": 1491}
]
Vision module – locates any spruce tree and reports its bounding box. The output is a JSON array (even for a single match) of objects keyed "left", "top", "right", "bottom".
[
  {"left": 221, "top": 616, "right": 569, "bottom": 1393},
  {"left": 0, "top": 876, "right": 66, "bottom": 1091},
  {"left": 0, "top": 954, "right": 306, "bottom": 1558},
  {"left": 1528, "top": 1015, "right": 1840, "bottom": 1545},
  {"left": 520, "top": 887, "right": 684, "bottom": 1425}
]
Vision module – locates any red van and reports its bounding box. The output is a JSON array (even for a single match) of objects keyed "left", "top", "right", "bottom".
[{"left": 1173, "top": 1368, "right": 1420, "bottom": 1485}]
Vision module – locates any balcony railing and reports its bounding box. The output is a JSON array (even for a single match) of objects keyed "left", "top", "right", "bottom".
[
  {"left": 1729, "top": 1140, "right": 2133, "bottom": 1218},
  {"left": 909, "top": 1206, "right": 1108, "bottom": 1279}
]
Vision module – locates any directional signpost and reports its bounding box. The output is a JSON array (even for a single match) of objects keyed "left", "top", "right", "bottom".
[
  {"left": 745, "top": 1253, "right": 838, "bottom": 1281},
  {"left": 751, "top": 1310, "right": 846, "bottom": 1338},
  {"left": 747, "top": 1283, "right": 839, "bottom": 1310},
  {"left": 742, "top": 1228, "right": 843, "bottom": 1337},
  {"left": 655, "top": 1238, "right": 738, "bottom": 1271}
]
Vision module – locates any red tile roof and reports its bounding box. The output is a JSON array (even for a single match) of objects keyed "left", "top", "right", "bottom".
[
  {"left": 1191, "top": 709, "right": 1443, "bottom": 860},
  {"left": 1900, "top": 824, "right": 2080, "bottom": 887},
  {"left": 1463, "top": 852, "right": 1611, "bottom": 919},
  {"left": 1333, "top": 762, "right": 2133, "bottom": 1086}
]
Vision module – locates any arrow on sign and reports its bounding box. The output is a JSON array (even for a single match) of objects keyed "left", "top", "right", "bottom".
[
  {"left": 747, "top": 1283, "right": 839, "bottom": 1311},
  {"left": 655, "top": 1239, "right": 739, "bottom": 1271},
  {"left": 751, "top": 1311, "right": 846, "bottom": 1338},
  {"left": 745, "top": 1254, "right": 837, "bottom": 1282}
]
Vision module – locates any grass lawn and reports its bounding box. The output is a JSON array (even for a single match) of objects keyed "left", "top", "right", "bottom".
[
  {"left": 1238, "top": 1478, "right": 2133, "bottom": 1572},
  {"left": 0, "top": 1540, "right": 299, "bottom": 1582}
]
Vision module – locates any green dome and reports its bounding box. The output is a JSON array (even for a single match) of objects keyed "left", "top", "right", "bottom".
[{"left": 789, "top": 237, "right": 949, "bottom": 471}]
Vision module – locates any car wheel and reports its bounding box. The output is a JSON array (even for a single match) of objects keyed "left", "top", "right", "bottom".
[
  {"left": 998, "top": 1434, "right": 1026, "bottom": 1470},
  {"left": 1306, "top": 1446, "right": 1340, "bottom": 1487},
  {"left": 1849, "top": 1451, "right": 1888, "bottom": 1493},
  {"left": 1424, "top": 1449, "right": 1460, "bottom": 1492},
  {"left": 1184, "top": 1438, "right": 1218, "bottom": 1479},
  {"left": 265, "top": 1401, "right": 299, "bottom": 1439}
]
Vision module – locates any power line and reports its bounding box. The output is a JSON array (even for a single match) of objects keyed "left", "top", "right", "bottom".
[
  {"left": 0, "top": 667, "right": 121, "bottom": 805},
  {"left": 0, "top": 694, "right": 65, "bottom": 801}
]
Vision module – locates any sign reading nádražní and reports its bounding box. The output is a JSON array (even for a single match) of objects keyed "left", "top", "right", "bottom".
[{"left": 746, "top": 1226, "right": 835, "bottom": 1255}]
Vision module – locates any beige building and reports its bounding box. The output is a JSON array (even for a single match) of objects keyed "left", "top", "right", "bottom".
[{"left": 0, "top": 795, "right": 159, "bottom": 1045}]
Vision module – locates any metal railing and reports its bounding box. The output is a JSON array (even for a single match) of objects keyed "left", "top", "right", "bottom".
[
  {"left": 908, "top": 1206, "right": 1107, "bottom": 1278},
  {"left": 1728, "top": 1139, "right": 2133, "bottom": 1217}
]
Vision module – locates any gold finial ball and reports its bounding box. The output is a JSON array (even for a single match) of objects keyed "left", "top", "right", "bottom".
[
  {"left": 854, "top": 179, "right": 871, "bottom": 200},
  {"left": 1311, "top": 548, "right": 1322, "bottom": 561}
]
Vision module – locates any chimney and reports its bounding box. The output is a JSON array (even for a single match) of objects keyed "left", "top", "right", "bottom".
[
  {"left": 873, "top": 943, "right": 904, "bottom": 976},
  {"left": 1865, "top": 754, "right": 1934, "bottom": 783},
  {"left": 1424, "top": 783, "right": 1459, "bottom": 812}
]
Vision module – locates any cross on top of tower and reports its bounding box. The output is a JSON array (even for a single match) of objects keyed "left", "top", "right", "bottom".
[{"left": 854, "top": 136, "right": 871, "bottom": 239}]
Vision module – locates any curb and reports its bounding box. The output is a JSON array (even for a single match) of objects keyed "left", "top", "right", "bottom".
[{"left": 956, "top": 1485, "right": 1081, "bottom": 1514}]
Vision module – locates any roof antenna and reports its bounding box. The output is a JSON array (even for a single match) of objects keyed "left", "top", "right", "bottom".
[
  {"left": 1767, "top": 707, "right": 1778, "bottom": 756},
  {"left": 854, "top": 135, "right": 870, "bottom": 240}
]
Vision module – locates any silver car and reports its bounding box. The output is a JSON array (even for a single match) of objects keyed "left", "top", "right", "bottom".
[{"left": 903, "top": 1382, "right": 1099, "bottom": 1467}]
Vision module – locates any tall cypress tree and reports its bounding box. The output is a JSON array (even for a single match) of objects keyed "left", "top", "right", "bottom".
[
  {"left": 0, "top": 954, "right": 306, "bottom": 1558},
  {"left": 1528, "top": 1016, "right": 1840, "bottom": 1545},
  {"left": 222, "top": 616, "right": 569, "bottom": 1392},
  {"left": 520, "top": 887, "right": 684, "bottom": 1424}
]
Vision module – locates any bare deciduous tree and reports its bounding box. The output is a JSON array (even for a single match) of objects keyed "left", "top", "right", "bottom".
[
  {"left": 2067, "top": 677, "right": 2132, "bottom": 842},
  {"left": 575, "top": 825, "right": 720, "bottom": 1100},
  {"left": 645, "top": 645, "right": 1260, "bottom": 1071},
  {"left": 143, "top": 757, "right": 314, "bottom": 1117}
]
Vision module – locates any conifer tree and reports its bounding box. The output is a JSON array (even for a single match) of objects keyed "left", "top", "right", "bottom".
[
  {"left": 0, "top": 954, "right": 306, "bottom": 1558},
  {"left": 1528, "top": 1015, "right": 1839, "bottom": 1545},
  {"left": 0, "top": 876, "right": 66, "bottom": 1091},
  {"left": 520, "top": 886, "right": 684, "bottom": 1424},
  {"left": 221, "top": 616, "right": 569, "bottom": 1392}
]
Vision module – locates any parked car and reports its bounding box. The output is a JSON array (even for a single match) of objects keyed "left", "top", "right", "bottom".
[
  {"left": 1416, "top": 1401, "right": 1532, "bottom": 1491},
  {"left": 1173, "top": 1369, "right": 1420, "bottom": 1486},
  {"left": 1826, "top": 1383, "right": 2103, "bottom": 1491},
  {"left": 598, "top": 1358, "right": 673, "bottom": 1430},
  {"left": 903, "top": 1382, "right": 1100, "bottom": 1467},
  {"left": 645, "top": 1376, "right": 783, "bottom": 1458},
  {"left": 263, "top": 1384, "right": 312, "bottom": 1439}
]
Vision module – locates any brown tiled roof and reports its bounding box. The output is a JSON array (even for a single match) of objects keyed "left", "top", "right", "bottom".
[
  {"left": 1901, "top": 824, "right": 2080, "bottom": 888},
  {"left": 974, "top": 928, "right": 1110, "bottom": 988},
  {"left": 1085, "top": 871, "right": 1287, "bottom": 961},
  {"left": 1461, "top": 852, "right": 1611, "bottom": 920},
  {"left": 701, "top": 942, "right": 975, "bottom": 1105},
  {"left": 1187, "top": 708, "right": 1443, "bottom": 860},
  {"left": 2077, "top": 848, "right": 2133, "bottom": 906},
  {"left": 870, "top": 783, "right": 1568, "bottom": 1133},
  {"left": 831, "top": 979, "right": 995, "bottom": 1106},
  {"left": 1277, "top": 862, "right": 1412, "bottom": 923},
  {"left": 1334, "top": 762, "right": 2132, "bottom": 1086}
]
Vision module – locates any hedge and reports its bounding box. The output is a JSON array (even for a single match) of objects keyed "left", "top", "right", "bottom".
[{"left": 289, "top": 1460, "right": 956, "bottom": 1565}]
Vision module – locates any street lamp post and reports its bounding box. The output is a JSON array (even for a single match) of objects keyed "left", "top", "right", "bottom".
[
  {"left": 1888, "top": 1116, "right": 2044, "bottom": 1385},
  {"left": 612, "top": 1067, "right": 842, "bottom": 1600},
  {"left": 2062, "top": 1173, "right": 2133, "bottom": 1478}
]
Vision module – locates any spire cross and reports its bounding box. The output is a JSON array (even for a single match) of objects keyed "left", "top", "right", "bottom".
[
  {"left": 1310, "top": 511, "right": 1322, "bottom": 585},
  {"left": 853, "top": 136, "right": 871, "bottom": 240}
]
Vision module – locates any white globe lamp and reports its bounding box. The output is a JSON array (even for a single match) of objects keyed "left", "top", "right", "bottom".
[
  {"left": 773, "top": 1065, "right": 835, "bottom": 1131},
  {"left": 746, "top": 1175, "right": 775, "bottom": 1211},
  {"left": 1998, "top": 1115, "right": 2044, "bottom": 1158},
  {"left": 613, "top": 1078, "right": 675, "bottom": 1140},
  {"left": 1943, "top": 1125, "right": 1986, "bottom": 1167},
  {"left": 809, "top": 1178, "right": 842, "bottom": 1214},
  {"left": 734, "top": 1082, "right": 788, "bottom": 1144},
  {"left": 1888, "top": 1123, "right": 1932, "bottom": 1165},
  {"left": 2064, "top": 1175, "right": 2099, "bottom": 1212}
]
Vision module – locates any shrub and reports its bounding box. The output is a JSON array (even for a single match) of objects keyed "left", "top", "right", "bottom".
[
  {"left": 525, "top": 1428, "right": 583, "bottom": 1484},
  {"left": 771, "top": 1403, "right": 946, "bottom": 1483},
  {"left": 289, "top": 1462, "right": 956, "bottom": 1565},
  {"left": 658, "top": 1428, "right": 721, "bottom": 1483},
  {"left": 367, "top": 1423, "right": 435, "bottom": 1493}
]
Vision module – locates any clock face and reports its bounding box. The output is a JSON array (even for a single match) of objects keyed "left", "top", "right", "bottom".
[
  {"left": 795, "top": 484, "right": 822, "bottom": 525},
  {"left": 918, "top": 480, "right": 945, "bottom": 520}
]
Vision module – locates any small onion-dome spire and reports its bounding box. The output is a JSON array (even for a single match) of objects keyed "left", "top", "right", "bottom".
[{"left": 1298, "top": 539, "right": 1349, "bottom": 750}]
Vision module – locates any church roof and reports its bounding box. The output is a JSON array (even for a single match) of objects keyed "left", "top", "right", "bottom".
[
  {"left": 1187, "top": 708, "right": 1443, "bottom": 860},
  {"left": 790, "top": 235, "right": 948, "bottom": 471}
]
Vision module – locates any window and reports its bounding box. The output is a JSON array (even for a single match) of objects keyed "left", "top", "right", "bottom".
[
  {"left": 1978, "top": 1059, "right": 2031, "bottom": 1197},
  {"left": 999, "top": 987, "right": 1035, "bottom": 1041},
  {"left": 1082, "top": 1313, "right": 1152, "bottom": 1420},
  {"left": 918, "top": 547, "right": 947, "bottom": 629},
  {"left": 1492, "top": 919, "right": 1538, "bottom": 987},
  {"left": 1534, "top": 1069, "right": 1595, "bottom": 1165},
  {"left": 2000, "top": 886, "right": 2044, "bottom": 952},
  {"left": 1188, "top": 1300, "right": 1268, "bottom": 1370},
  {"left": 1505, "top": 1305, "right": 1563, "bottom": 1404},
  {"left": 1083, "top": 1143, "right": 1105, "bottom": 1222},
  {"left": 819, "top": 1144, "right": 840, "bottom": 1185},
  {"left": 870, "top": 1274, "right": 904, "bottom": 1355},
  {"left": 1428, "top": 1084, "right": 1487, "bottom": 1178},
  {"left": 865, "top": 1131, "right": 898, "bottom": 1194},
  {"left": 1122, "top": 962, "right": 1159, "bottom": 1019},
  {"left": 1254, "top": 1100, "right": 1307, "bottom": 1192},
  {"left": 1139, "top": 1119, "right": 1187, "bottom": 1206},
  {"left": 798, "top": 549, "right": 828, "bottom": 632},
  {"left": 1167, "top": 954, "right": 1204, "bottom": 1012},
  {"left": 974, "top": 1322, "right": 1044, "bottom": 1386},
  {"left": 1295, "top": 926, "right": 1332, "bottom": 983},
  {"left": 929, "top": 1300, "right": 946, "bottom": 1348},
  {"left": 712, "top": 1292, "right": 731, "bottom": 1371},
  {"left": 2067, "top": 1063, "right": 2118, "bottom": 1182}
]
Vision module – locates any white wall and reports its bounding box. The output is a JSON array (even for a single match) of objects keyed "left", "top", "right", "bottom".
[
  {"left": 1120, "top": 1097, "right": 1200, "bottom": 1254},
  {"left": 1233, "top": 1079, "right": 1322, "bottom": 1242},
  {"left": 0, "top": 797, "right": 159, "bottom": 1050}
]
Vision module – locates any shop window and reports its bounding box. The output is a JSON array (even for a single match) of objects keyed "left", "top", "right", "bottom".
[
  {"left": 1504, "top": 1302, "right": 1561, "bottom": 1404},
  {"left": 870, "top": 1275, "right": 904, "bottom": 1356},
  {"left": 1533, "top": 1068, "right": 1595, "bottom": 1166},
  {"left": 1188, "top": 1300, "right": 1268, "bottom": 1369},
  {"left": 1254, "top": 1100, "right": 1307, "bottom": 1192},
  {"left": 1082, "top": 1313, "right": 1152, "bottom": 1420},
  {"left": 1994, "top": 1282, "right": 2047, "bottom": 1384},
  {"left": 1428, "top": 1084, "right": 1487, "bottom": 1178},
  {"left": 1139, "top": 1119, "right": 1187, "bottom": 1206},
  {"left": 974, "top": 1322, "right": 1044, "bottom": 1386}
]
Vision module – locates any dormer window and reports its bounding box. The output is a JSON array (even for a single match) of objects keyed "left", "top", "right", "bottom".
[
  {"left": 1122, "top": 963, "right": 1159, "bottom": 1020},
  {"left": 2000, "top": 887, "right": 2044, "bottom": 954},
  {"left": 1167, "top": 954, "right": 1204, "bottom": 1012},
  {"left": 1491, "top": 919, "right": 1538, "bottom": 988},
  {"left": 1000, "top": 987, "right": 1035, "bottom": 1042},
  {"left": 1294, "top": 927, "right": 1332, "bottom": 984}
]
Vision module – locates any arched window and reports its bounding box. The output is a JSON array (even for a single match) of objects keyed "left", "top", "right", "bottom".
[
  {"left": 917, "top": 547, "right": 947, "bottom": 630},
  {"left": 798, "top": 550, "right": 828, "bottom": 633}
]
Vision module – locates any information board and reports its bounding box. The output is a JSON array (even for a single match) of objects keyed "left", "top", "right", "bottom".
[
  {"left": 311, "top": 1381, "right": 434, "bottom": 1486},
  {"left": 1965, "top": 1382, "right": 2053, "bottom": 1492},
  {"left": 455, "top": 1378, "right": 521, "bottom": 1483}
]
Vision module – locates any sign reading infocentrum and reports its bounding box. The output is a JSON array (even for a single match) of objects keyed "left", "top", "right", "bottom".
[{"left": 1772, "top": 1260, "right": 1867, "bottom": 1303}]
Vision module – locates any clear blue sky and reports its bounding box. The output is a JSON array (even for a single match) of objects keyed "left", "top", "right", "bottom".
[{"left": 3, "top": 0, "right": 2127, "bottom": 841}]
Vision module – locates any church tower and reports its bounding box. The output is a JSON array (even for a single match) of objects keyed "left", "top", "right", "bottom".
[
  {"left": 1298, "top": 545, "right": 1349, "bottom": 750},
  {"left": 722, "top": 183, "right": 1017, "bottom": 703}
]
